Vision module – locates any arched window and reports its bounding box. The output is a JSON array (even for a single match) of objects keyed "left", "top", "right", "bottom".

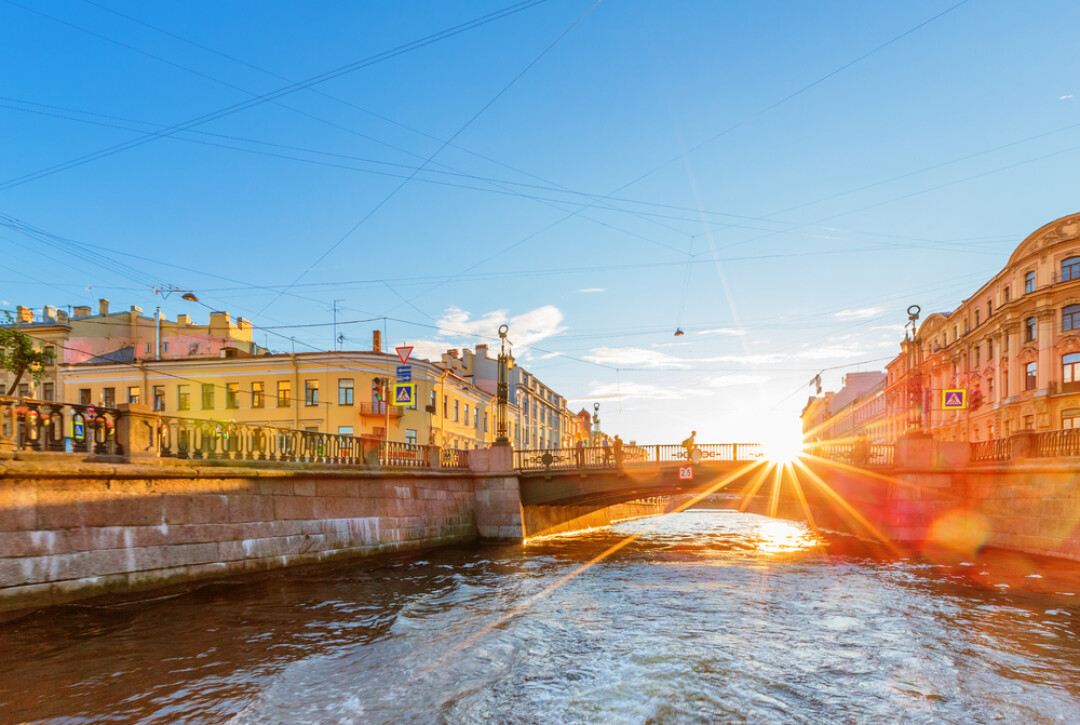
[
  {"left": 1063, "top": 353, "right": 1080, "bottom": 392},
  {"left": 1025, "top": 270, "right": 1036, "bottom": 294},
  {"left": 1064, "top": 305, "right": 1080, "bottom": 332},
  {"left": 1063, "top": 257, "right": 1080, "bottom": 282}
]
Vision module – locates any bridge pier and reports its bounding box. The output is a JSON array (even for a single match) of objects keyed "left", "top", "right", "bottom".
[{"left": 468, "top": 446, "right": 525, "bottom": 540}]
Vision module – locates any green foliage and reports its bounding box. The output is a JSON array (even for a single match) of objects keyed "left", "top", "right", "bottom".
[{"left": 0, "top": 313, "right": 55, "bottom": 395}]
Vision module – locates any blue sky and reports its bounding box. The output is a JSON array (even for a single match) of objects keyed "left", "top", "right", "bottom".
[{"left": 2, "top": 0, "right": 1078, "bottom": 444}]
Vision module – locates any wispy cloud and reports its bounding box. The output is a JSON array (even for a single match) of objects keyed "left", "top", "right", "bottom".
[
  {"left": 834, "top": 307, "right": 884, "bottom": 320},
  {"left": 584, "top": 347, "right": 689, "bottom": 368},
  {"left": 705, "top": 374, "right": 769, "bottom": 388},
  {"left": 578, "top": 288, "right": 606, "bottom": 293},
  {"left": 404, "top": 304, "right": 567, "bottom": 361},
  {"left": 571, "top": 381, "right": 686, "bottom": 401},
  {"left": 697, "top": 327, "right": 745, "bottom": 337},
  {"left": 1061, "top": 95, "right": 1074, "bottom": 100}
]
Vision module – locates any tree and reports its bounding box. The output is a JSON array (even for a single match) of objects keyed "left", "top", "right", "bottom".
[{"left": 0, "top": 314, "right": 55, "bottom": 395}]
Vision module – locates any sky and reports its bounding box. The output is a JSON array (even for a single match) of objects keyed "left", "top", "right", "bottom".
[{"left": 1, "top": 0, "right": 1079, "bottom": 446}]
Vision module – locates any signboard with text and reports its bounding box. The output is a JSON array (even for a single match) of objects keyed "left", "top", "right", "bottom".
[{"left": 678, "top": 466, "right": 694, "bottom": 481}]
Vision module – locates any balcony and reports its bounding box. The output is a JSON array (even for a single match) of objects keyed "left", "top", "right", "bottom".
[{"left": 358, "top": 402, "right": 403, "bottom": 418}]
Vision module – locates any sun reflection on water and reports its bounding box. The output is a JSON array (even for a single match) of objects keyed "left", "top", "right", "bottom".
[{"left": 755, "top": 521, "right": 818, "bottom": 554}]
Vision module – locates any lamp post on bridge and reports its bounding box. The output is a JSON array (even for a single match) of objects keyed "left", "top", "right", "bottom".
[
  {"left": 903, "top": 304, "right": 925, "bottom": 434},
  {"left": 592, "top": 402, "right": 600, "bottom": 446},
  {"left": 495, "top": 324, "right": 514, "bottom": 447}
]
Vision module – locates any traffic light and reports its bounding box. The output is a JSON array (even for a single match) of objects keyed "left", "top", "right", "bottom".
[{"left": 373, "top": 378, "right": 383, "bottom": 401}]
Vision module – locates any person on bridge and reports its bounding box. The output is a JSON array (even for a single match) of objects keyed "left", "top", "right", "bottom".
[
  {"left": 681, "top": 431, "right": 697, "bottom": 461},
  {"left": 574, "top": 438, "right": 585, "bottom": 468},
  {"left": 602, "top": 437, "right": 612, "bottom": 467},
  {"left": 613, "top": 435, "right": 624, "bottom": 468}
]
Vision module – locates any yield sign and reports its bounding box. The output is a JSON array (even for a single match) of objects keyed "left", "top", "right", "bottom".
[{"left": 395, "top": 345, "right": 413, "bottom": 364}]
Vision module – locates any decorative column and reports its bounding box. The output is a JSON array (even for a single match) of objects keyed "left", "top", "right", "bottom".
[
  {"left": 1036, "top": 308, "right": 1056, "bottom": 395},
  {"left": 1003, "top": 322, "right": 1021, "bottom": 399}
]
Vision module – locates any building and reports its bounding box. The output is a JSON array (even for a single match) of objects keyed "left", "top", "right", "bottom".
[
  {"left": 1, "top": 299, "right": 262, "bottom": 401},
  {"left": 885, "top": 211, "right": 1080, "bottom": 442},
  {"left": 441, "top": 344, "right": 574, "bottom": 450},
  {"left": 801, "top": 372, "right": 886, "bottom": 443}
]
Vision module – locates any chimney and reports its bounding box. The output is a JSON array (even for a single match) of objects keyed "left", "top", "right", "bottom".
[
  {"left": 475, "top": 344, "right": 488, "bottom": 356},
  {"left": 373, "top": 329, "right": 382, "bottom": 353},
  {"left": 177, "top": 314, "right": 191, "bottom": 326},
  {"left": 73, "top": 305, "right": 91, "bottom": 318},
  {"left": 447, "top": 349, "right": 459, "bottom": 359},
  {"left": 98, "top": 298, "right": 110, "bottom": 316},
  {"left": 130, "top": 305, "right": 142, "bottom": 314},
  {"left": 57, "top": 309, "right": 68, "bottom": 323},
  {"left": 15, "top": 306, "right": 32, "bottom": 323},
  {"left": 43, "top": 306, "right": 56, "bottom": 322}
]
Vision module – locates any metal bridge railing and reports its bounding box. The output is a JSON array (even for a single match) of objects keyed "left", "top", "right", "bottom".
[{"left": 514, "top": 443, "right": 765, "bottom": 471}]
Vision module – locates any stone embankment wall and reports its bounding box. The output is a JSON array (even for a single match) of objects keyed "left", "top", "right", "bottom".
[
  {"left": 0, "top": 461, "right": 476, "bottom": 617},
  {"left": 522, "top": 499, "right": 667, "bottom": 539}
]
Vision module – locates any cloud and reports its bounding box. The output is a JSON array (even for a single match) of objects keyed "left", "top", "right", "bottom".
[
  {"left": 697, "top": 327, "right": 745, "bottom": 336},
  {"left": 834, "top": 307, "right": 884, "bottom": 320},
  {"left": 401, "top": 304, "right": 566, "bottom": 362},
  {"left": 792, "top": 345, "right": 866, "bottom": 360},
  {"left": 578, "top": 288, "right": 606, "bottom": 293},
  {"left": 705, "top": 374, "right": 769, "bottom": 388},
  {"left": 584, "top": 347, "right": 690, "bottom": 368},
  {"left": 702, "top": 353, "right": 783, "bottom": 364},
  {"left": 1061, "top": 95, "right": 1074, "bottom": 100},
  {"left": 537, "top": 351, "right": 564, "bottom": 360},
  {"left": 571, "top": 381, "right": 686, "bottom": 401}
]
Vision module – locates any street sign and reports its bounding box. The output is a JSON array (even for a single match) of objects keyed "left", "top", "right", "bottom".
[
  {"left": 393, "top": 383, "right": 415, "bottom": 406},
  {"left": 85, "top": 405, "right": 96, "bottom": 421},
  {"left": 73, "top": 422, "right": 84, "bottom": 440},
  {"left": 396, "top": 346, "right": 413, "bottom": 364},
  {"left": 678, "top": 466, "right": 694, "bottom": 481},
  {"left": 396, "top": 365, "right": 412, "bottom": 382},
  {"left": 942, "top": 389, "right": 967, "bottom": 409}
]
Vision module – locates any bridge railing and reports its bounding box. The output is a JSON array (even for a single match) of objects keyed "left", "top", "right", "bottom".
[
  {"left": 515, "top": 443, "right": 765, "bottom": 471},
  {"left": 971, "top": 437, "right": 1012, "bottom": 463},
  {"left": 1, "top": 395, "right": 122, "bottom": 457},
  {"left": 803, "top": 442, "right": 893, "bottom": 467}
]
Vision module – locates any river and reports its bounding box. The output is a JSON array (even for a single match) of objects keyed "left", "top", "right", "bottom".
[{"left": 2, "top": 510, "right": 1079, "bottom": 724}]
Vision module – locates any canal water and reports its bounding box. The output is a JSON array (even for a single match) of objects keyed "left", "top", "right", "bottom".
[{"left": 3, "top": 510, "right": 1080, "bottom": 724}]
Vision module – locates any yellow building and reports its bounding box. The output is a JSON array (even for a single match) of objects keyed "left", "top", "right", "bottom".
[
  {"left": 58, "top": 350, "right": 497, "bottom": 449},
  {"left": 886, "top": 212, "right": 1080, "bottom": 441}
]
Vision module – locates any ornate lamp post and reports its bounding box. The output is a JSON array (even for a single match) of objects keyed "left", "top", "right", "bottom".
[
  {"left": 495, "top": 324, "right": 514, "bottom": 446},
  {"left": 592, "top": 402, "right": 600, "bottom": 445},
  {"left": 904, "top": 304, "right": 924, "bottom": 433}
]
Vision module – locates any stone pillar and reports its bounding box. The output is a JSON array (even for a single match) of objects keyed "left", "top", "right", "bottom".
[
  {"left": 115, "top": 403, "right": 160, "bottom": 461},
  {"left": 1037, "top": 309, "right": 1055, "bottom": 395},
  {"left": 1008, "top": 430, "right": 1038, "bottom": 460},
  {"left": 469, "top": 446, "right": 524, "bottom": 540},
  {"left": 1004, "top": 323, "right": 1021, "bottom": 399}
]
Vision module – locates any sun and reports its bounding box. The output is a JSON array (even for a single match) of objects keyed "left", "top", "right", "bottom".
[{"left": 759, "top": 421, "right": 806, "bottom": 464}]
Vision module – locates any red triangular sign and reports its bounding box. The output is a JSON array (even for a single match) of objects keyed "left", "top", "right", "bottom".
[{"left": 396, "top": 346, "right": 413, "bottom": 364}]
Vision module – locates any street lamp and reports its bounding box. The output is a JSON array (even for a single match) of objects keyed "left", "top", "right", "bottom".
[
  {"left": 496, "top": 324, "right": 514, "bottom": 446},
  {"left": 592, "top": 402, "right": 600, "bottom": 445},
  {"left": 904, "top": 304, "right": 924, "bottom": 433}
]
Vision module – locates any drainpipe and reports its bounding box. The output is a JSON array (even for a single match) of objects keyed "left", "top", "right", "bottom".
[
  {"left": 291, "top": 352, "right": 299, "bottom": 429},
  {"left": 155, "top": 307, "right": 161, "bottom": 360}
]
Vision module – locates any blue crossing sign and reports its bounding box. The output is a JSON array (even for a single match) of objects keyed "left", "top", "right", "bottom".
[
  {"left": 396, "top": 365, "right": 412, "bottom": 382},
  {"left": 942, "top": 389, "right": 967, "bottom": 410},
  {"left": 73, "top": 422, "right": 85, "bottom": 440},
  {"left": 393, "top": 383, "right": 415, "bottom": 406}
]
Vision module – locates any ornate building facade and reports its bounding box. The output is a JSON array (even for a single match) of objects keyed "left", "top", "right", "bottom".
[{"left": 886, "top": 212, "right": 1080, "bottom": 442}]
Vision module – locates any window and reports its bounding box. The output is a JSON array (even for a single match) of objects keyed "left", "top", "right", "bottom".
[
  {"left": 128, "top": 386, "right": 140, "bottom": 405},
  {"left": 429, "top": 390, "right": 436, "bottom": 410},
  {"left": 964, "top": 319, "right": 970, "bottom": 334},
  {"left": 42, "top": 382, "right": 54, "bottom": 401},
  {"left": 17, "top": 383, "right": 29, "bottom": 398},
  {"left": 454, "top": 400, "right": 460, "bottom": 422},
  {"left": 163, "top": 342, "right": 170, "bottom": 353},
  {"left": 484, "top": 412, "right": 489, "bottom": 431},
  {"left": 987, "top": 339, "right": 993, "bottom": 359},
  {"left": 252, "top": 382, "right": 264, "bottom": 408},
  {"left": 178, "top": 385, "right": 190, "bottom": 410},
  {"left": 338, "top": 378, "right": 354, "bottom": 405},
  {"left": 338, "top": 426, "right": 354, "bottom": 436},
  {"left": 304, "top": 380, "right": 319, "bottom": 406},
  {"left": 102, "top": 387, "right": 115, "bottom": 407},
  {"left": 1064, "top": 410, "right": 1080, "bottom": 429},
  {"left": 1025, "top": 316, "right": 1037, "bottom": 342},
  {"left": 974, "top": 347, "right": 980, "bottom": 367},
  {"left": 201, "top": 384, "right": 215, "bottom": 409},
  {"left": 1064, "top": 353, "right": 1080, "bottom": 392},
  {"left": 79, "top": 388, "right": 91, "bottom": 405},
  {"left": 226, "top": 382, "right": 239, "bottom": 409},
  {"left": 443, "top": 395, "right": 448, "bottom": 417},
  {"left": 1062, "top": 256, "right": 1080, "bottom": 282},
  {"left": 144, "top": 343, "right": 151, "bottom": 354},
  {"left": 975, "top": 310, "right": 980, "bottom": 327},
  {"left": 1003, "top": 285, "right": 1011, "bottom": 303},
  {"left": 1025, "top": 361, "right": 1037, "bottom": 390},
  {"left": 1064, "top": 305, "right": 1080, "bottom": 331},
  {"left": 987, "top": 300, "right": 992, "bottom": 320},
  {"left": 1025, "top": 270, "right": 1035, "bottom": 294},
  {"left": 405, "top": 429, "right": 417, "bottom": 445},
  {"left": 464, "top": 404, "right": 470, "bottom": 425},
  {"left": 153, "top": 385, "right": 165, "bottom": 411},
  {"left": 277, "top": 381, "right": 291, "bottom": 407},
  {"left": 988, "top": 376, "right": 994, "bottom": 401},
  {"left": 189, "top": 343, "right": 199, "bottom": 356},
  {"left": 1024, "top": 415, "right": 1035, "bottom": 430}
]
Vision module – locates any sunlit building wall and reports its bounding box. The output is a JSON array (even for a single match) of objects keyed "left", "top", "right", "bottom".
[{"left": 885, "top": 212, "right": 1080, "bottom": 441}]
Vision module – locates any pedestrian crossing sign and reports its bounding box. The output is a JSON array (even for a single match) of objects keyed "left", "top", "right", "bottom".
[
  {"left": 392, "top": 383, "right": 415, "bottom": 406},
  {"left": 942, "top": 389, "right": 967, "bottom": 409}
]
